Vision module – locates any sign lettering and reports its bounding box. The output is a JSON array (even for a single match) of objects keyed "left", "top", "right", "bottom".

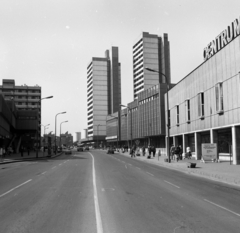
[{"left": 203, "top": 16, "right": 240, "bottom": 61}]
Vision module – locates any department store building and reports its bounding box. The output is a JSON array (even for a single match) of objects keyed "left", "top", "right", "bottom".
[{"left": 168, "top": 16, "right": 240, "bottom": 165}]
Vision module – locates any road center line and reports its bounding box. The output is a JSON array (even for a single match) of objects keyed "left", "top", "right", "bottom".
[
  {"left": 0, "top": 179, "right": 32, "bottom": 198},
  {"left": 135, "top": 167, "right": 141, "bottom": 170},
  {"left": 204, "top": 199, "right": 240, "bottom": 217},
  {"left": 146, "top": 172, "right": 154, "bottom": 176},
  {"left": 52, "top": 166, "right": 56, "bottom": 169},
  {"left": 89, "top": 152, "right": 103, "bottom": 233},
  {"left": 128, "top": 164, "right": 132, "bottom": 166},
  {"left": 41, "top": 171, "right": 47, "bottom": 175},
  {"left": 164, "top": 180, "right": 180, "bottom": 188}
]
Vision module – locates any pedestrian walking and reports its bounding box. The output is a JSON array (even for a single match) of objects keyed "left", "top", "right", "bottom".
[
  {"left": 0, "top": 147, "right": 3, "bottom": 161},
  {"left": 142, "top": 146, "right": 145, "bottom": 156},
  {"left": 20, "top": 147, "right": 24, "bottom": 157},
  {"left": 170, "top": 144, "right": 175, "bottom": 160},
  {"left": 175, "top": 145, "right": 180, "bottom": 162},
  {"left": 186, "top": 146, "right": 192, "bottom": 159},
  {"left": 179, "top": 145, "right": 183, "bottom": 160},
  {"left": 3, "top": 147, "right": 6, "bottom": 157},
  {"left": 147, "top": 145, "right": 151, "bottom": 158},
  {"left": 152, "top": 146, "right": 156, "bottom": 157}
]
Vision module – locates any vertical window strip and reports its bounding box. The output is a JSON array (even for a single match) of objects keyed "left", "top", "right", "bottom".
[
  {"left": 176, "top": 105, "right": 179, "bottom": 125},
  {"left": 215, "top": 82, "right": 224, "bottom": 113}
]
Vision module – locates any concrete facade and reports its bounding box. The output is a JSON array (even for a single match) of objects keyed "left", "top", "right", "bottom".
[
  {"left": 86, "top": 47, "right": 121, "bottom": 144},
  {"left": 133, "top": 32, "right": 171, "bottom": 99},
  {"left": 167, "top": 16, "right": 240, "bottom": 164}
]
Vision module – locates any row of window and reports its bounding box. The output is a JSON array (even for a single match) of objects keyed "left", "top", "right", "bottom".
[
  {"left": 174, "top": 82, "right": 224, "bottom": 126},
  {"left": 139, "top": 94, "right": 159, "bottom": 105}
]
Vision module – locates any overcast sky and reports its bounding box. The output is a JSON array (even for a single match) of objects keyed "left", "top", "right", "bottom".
[{"left": 0, "top": 0, "right": 239, "bottom": 140}]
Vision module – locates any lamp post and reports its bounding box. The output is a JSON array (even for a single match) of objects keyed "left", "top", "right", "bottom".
[
  {"left": 60, "top": 121, "right": 68, "bottom": 148},
  {"left": 96, "top": 124, "right": 103, "bottom": 149},
  {"left": 55, "top": 111, "right": 66, "bottom": 154},
  {"left": 36, "top": 96, "right": 53, "bottom": 158},
  {"left": 145, "top": 67, "right": 170, "bottom": 163},
  {"left": 109, "top": 115, "right": 119, "bottom": 149},
  {"left": 120, "top": 104, "right": 132, "bottom": 148}
]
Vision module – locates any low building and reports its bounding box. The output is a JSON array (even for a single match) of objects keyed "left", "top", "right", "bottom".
[
  {"left": 0, "top": 93, "right": 38, "bottom": 152},
  {"left": 167, "top": 15, "right": 240, "bottom": 164}
]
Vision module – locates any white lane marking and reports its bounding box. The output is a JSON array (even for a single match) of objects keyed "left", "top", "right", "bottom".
[
  {"left": 59, "top": 164, "right": 62, "bottom": 166},
  {"left": 125, "top": 165, "right": 127, "bottom": 169},
  {"left": 204, "top": 199, "right": 240, "bottom": 217},
  {"left": 135, "top": 167, "right": 141, "bottom": 170},
  {"left": 89, "top": 152, "right": 103, "bottom": 233},
  {"left": 146, "top": 172, "right": 154, "bottom": 176},
  {"left": 41, "top": 171, "right": 47, "bottom": 175},
  {"left": 121, "top": 161, "right": 125, "bottom": 163},
  {"left": 128, "top": 164, "right": 132, "bottom": 166},
  {"left": 0, "top": 179, "right": 32, "bottom": 198},
  {"left": 164, "top": 180, "right": 180, "bottom": 189},
  {"left": 52, "top": 166, "right": 56, "bottom": 169}
]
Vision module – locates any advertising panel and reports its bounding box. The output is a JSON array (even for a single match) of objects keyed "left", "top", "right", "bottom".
[{"left": 201, "top": 143, "right": 217, "bottom": 162}]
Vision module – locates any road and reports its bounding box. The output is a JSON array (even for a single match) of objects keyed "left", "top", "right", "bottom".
[{"left": 0, "top": 149, "right": 239, "bottom": 233}]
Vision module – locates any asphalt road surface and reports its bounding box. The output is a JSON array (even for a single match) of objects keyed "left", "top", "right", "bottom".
[{"left": 0, "top": 149, "right": 239, "bottom": 233}]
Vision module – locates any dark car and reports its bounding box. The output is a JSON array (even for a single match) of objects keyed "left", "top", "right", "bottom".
[
  {"left": 77, "top": 147, "right": 83, "bottom": 152},
  {"left": 64, "top": 149, "right": 72, "bottom": 155},
  {"left": 84, "top": 147, "right": 89, "bottom": 151}
]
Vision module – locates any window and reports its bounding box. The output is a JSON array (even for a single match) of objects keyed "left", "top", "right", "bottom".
[
  {"left": 185, "top": 99, "right": 190, "bottom": 123},
  {"left": 176, "top": 105, "right": 179, "bottom": 126},
  {"left": 215, "top": 82, "right": 224, "bottom": 113},
  {"left": 198, "top": 92, "right": 204, "bottom": 118}
]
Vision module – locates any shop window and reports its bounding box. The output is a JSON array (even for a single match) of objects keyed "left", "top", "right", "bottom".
[
  {"left": 176, "top": 105, "right": 179, "bottom": 126},
  {"left": 215, "top": 82, "right": 224, "bottom": 113},
  {"left": 198, "top": 92, "right": 204, "bottom": 118},
  {"left": 185, "top": 99, "right": 190, "bottom": 123}
]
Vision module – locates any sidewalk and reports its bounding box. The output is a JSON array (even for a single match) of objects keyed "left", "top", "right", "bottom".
[
  {"left": 116, "top": 150, "right": 240, "bottom": 188},
  {"left": 0, "top": 150, "right": 61, "bottom": 164}
]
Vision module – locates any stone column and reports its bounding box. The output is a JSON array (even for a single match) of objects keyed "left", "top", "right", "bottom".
[
  {"left": 194, "top": 132, "right": 201, "bottom": 160},
  {"left": 231, "top": 126, "right": 240, "bottom": 165}
]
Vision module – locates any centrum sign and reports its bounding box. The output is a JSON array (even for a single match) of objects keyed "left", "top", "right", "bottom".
[
  {"left": 203, "top": 16, "right": 240, "bottom": 61},
  {"left": 201, "top": 143, "right": 217, "bottom": 162}
]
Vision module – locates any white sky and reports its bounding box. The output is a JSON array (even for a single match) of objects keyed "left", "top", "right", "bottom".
[{"left": 0, "top": 0, "right": 239, "bottom": 140}]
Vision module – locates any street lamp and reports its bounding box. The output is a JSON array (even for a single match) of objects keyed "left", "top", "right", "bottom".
[
  {"left": 96, "top": 124, "right": 103, "bottom": 149},
  {"left": 120, "top": 104, "right": 132, "bottom": 148},
  {"left": 60, "top": 121, "right": 68, "bottom": 148},
  {"left": 145, "top": 67, "right": 170, "bottom": 163},
  {"left": 109, "top": 115, "right": 119, "bottom": 149},
  {"left": 55, "top": 111, "right": 67, "bottom": 154},
  {"left": 36, "top": 96, "right": 53, "bottom": 158}
]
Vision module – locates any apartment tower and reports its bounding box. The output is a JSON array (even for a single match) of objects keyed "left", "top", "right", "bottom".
[
  {"left": 86, "top": 47, "right": 121, "bottom": 142},
  {"left": 133, "top": 32, "right": 171, "bottom": 99}
]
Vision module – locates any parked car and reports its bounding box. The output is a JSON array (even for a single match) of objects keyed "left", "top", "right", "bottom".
[
  {"left": 64, "top": 148, "right": 72, "bottom": 155},
  {"left": 77, "top": 147, "right": 83, "bottom": 152},
  {"left": 84, "top": 146, "right": 89, "bottom": 151}
]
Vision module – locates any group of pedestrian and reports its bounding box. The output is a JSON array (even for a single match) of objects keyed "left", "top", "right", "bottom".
[{"left": 170, "top": 144, "right": 192, "bottom": 161}]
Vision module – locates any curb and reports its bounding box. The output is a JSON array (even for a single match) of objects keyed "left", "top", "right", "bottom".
[
  {"left": 115, "top": 152, "right": 240, "bottom": 188},
  {"left": 0, "top": 152, "right": 63, "bottom": 165}
]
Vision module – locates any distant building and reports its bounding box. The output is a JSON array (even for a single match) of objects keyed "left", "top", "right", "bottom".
[
  {"left": 133, "top": 32, "right": 171, "bottom": 99},
  {"left": 0, "top": 93, "right": 39, "bottom": 152},
  {"left": 86, "top": 47, "right": 121, "bottom": 144},
  {"left": 75, "top": 132, "right": 81, "bottom": 142},
  {"left": 0, "top": 79, "right": 41, "bottom": 149},
  {"left": 60, "top": 132, "right": 73, "bottom": 147}
]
